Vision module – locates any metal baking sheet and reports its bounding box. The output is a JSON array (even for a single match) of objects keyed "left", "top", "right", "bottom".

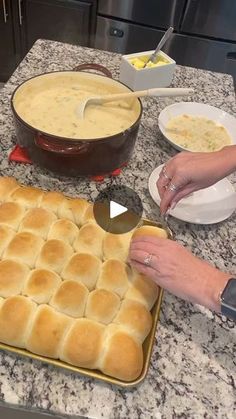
[{"left": 0, "top": 219, "right": 171, "bottom": 387}]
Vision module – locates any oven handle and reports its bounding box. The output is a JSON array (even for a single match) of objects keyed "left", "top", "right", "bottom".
[
  {"left": 2, "top": 0, "right": 8, "bottom": 23},
  {"left": 18, "top": 0, "right": 23, "bottom": 25}
]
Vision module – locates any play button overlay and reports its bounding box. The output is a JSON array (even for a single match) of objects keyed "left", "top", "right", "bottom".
[
  {"left": 93, "top": 185, "right": 143, "bottom": 234},
  {"left": 110, "top": 201, "right": 127, "bottom": 219}
]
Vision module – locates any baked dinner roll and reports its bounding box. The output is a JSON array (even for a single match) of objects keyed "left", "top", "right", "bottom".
[
  {"left": 0, "top": 177, "right": 19, "bottom": 202},
  {"left": 0, "top": 202, "right": 25, "bottom": 230},
  {"left": 103, "top": 232, "right": 131, "bottom": 262},
  {"left": 26, "top": 305, "right": 72, "bottom": 358},
  {"left": 114, "top": 299, "right": 152, "bottom": 343},
  {"left": 40, "top": 191, "right": 65, "bottom": 214},
  {"left": 50, "top": 280, "right": 89, "bottom": 318},
  {"left": 48, "top": 219, "right": 79, "bottom": 245},
  {"left": 4, "top": 232, "right": 44, "bottom": 268},
  {"left": 82, "top": 202, "right": 110, "bottom": 227},
  {"left": 0, "top": 259, "right": 29, "bottom": 298},
  {"left": 60, "top": 318, "right": 105, "bottom": 369},
  {"left": 126, "top": 271, "right": 159, "bottom": 310},
  {"left": 132, "top": 225, "right": 168, "bottom": 239},
  {"left": 10, "top": 186, "right": 44, "bottom": 208},
  {"left": 36, "top": 239, "right": 73, "bottom": 273},
  {"left": 0, "top": 295, "right": 36, "bottom": 348},
  {"left": 82, "top": 203, "right": 96, "bottom": 224},
  {"left": 61, "top": 252, "right": 101, "bottom": 291},
  {"left": 0, "top": 176, "right": 162, "bottom": 382},
  {"left": 85, "top": 289, "right": 120, "bottom": 325},
  {"left": 100, "top": 324, "right": 143, "bottom": 381},
  {"left": 57, "top": 197, "right": 89, "bottom": 223},
  {"left": 97, "top": 259, "right": 130, "bottom": 298},
  {"left": 60, "top": 198, "right": 89, "bottom": 226},
  {"left": 0, "top": 225, "right": 15, "bottom": 257},
  {"left": 19, "top": 208, "right": 57, "bottom": 239},
  {"left": 73, "top": 222, "right": 105, "bottom": 259},
  {"left": 23, "top": 269, "right": 61, "bottom": 304}
]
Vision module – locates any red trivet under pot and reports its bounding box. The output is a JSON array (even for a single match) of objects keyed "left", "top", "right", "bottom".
[{"left": 8, "top": 145, "right": 127, "bottom": 181}]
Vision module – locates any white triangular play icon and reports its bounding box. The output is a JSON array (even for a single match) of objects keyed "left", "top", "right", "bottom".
[{"left": 110, "top": 200, "right": 128, "bottom": 219}]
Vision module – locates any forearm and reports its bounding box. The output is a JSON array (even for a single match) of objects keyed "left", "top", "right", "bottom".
[
  {"left": 130, "top": 237, "right": 233, "bottom": 315},
  {"left": 165, "top": 261, "right": 231, "bottom": 313},
  {"left": 199, "top": 266, "right": 231, "bottom": 312},
  {"left": 219, "top": 145, "right": 236, "bottom": 177}
]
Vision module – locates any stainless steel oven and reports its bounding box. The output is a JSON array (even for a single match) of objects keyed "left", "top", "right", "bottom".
[{"left": 94, "top": 0, "right": 236, "bottom": 81}]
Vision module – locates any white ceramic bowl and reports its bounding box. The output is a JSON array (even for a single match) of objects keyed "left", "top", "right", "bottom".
[
  {"left": 158, "top": 102, "right": 236, "bottom": 152},
  {"left": 119, "top": 50, "right": 176, "bottom": 91}
]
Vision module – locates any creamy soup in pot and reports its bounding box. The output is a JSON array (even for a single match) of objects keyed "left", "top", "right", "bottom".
[
  {"left": 13, "top": 73, "right": 141, "bottom": 140},
  {"left": 166, "top": 114, "right": 232, "bottom": 151}
]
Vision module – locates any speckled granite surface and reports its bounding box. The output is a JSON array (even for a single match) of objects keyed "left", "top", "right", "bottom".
[{"left": 0, "top": 40, "right": 235, "bottom": 419}]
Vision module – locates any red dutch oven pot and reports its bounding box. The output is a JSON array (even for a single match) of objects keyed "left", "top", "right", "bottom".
[{"left": 11, "top": 64, "right": 142, "bottom": 177}]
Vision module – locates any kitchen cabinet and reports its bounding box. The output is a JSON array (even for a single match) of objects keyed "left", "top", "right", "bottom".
[
  {"left": 21, "top": 0, "right": 92, "bottom": 54},
  {"left": 0, "top": 0, "right": 95, "bottom": 82},
  {"left": 0, "top": 0, "right": 18, "bottom": 80}
]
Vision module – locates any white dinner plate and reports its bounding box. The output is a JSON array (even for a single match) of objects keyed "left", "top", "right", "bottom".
[
  {"left": 149, "top": 165, "right": 236, "bottom": 224},
  {"left": 158, "top": 102, "right": 236, "bottom": 152}
]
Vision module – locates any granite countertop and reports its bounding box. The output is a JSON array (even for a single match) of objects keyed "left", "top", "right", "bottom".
[{"left": 0, "top": 40, "right": 236, "bottom": 419}]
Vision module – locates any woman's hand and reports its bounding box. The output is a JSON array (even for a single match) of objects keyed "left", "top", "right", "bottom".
[
  {"left": 129, "top": 236, "right": 230, "bottom": 312},
  {"left": 157, "top": 146, "right": 236, "bottom": 214}
]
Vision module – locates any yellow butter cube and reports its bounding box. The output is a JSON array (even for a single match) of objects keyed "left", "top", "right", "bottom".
[{"left": 130, "top": 58, "right": 145, "bottom": 70}]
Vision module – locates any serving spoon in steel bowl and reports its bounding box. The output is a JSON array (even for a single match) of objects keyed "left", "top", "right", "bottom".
[{"left": 76, "top": 87, "right": 194, "bottom": 119}]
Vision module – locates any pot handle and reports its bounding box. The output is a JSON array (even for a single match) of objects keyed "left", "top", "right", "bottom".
[
  {"left": 35, "top": 134, "right": 90, "bottom": 155},
  {"left": 73, "top": 63, "right": 113, "bottom": 78}
]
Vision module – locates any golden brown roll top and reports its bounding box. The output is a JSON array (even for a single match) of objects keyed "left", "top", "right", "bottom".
[
  {"left": 3, "top": 232, "right": 44, "bottom": 268},
  {"left": 0, "top": 295, "right": 37, "bottom": 347},
  {"left": 60, "top": 318, "right": 105, "bottom": 369},
  {"left": 82, "top": 203, "right": 97, "bottom": 224},
  {"left": 48, "top": 219, "right": 79, "bottom": 244},
  {"left": 23, "top": 269, "right": 61, "bottom": 304},
  {"left": 0, "top": 177, "right": 19, "bottom": 202},
  {"left": 9, "top": 186, "right": 45, "bottom": 208},
  {"left": 56, "top": 197, "right": 90, "bottom": 224},
  {"left": 113, "top": 299, "right": 152, "bottom": 343},
  {"left": 0, "top": 259, "right": 29, "bottom": 298},
  {"left": 19, "top": 208, "right": 57, "bottom": 239},
  {"left": 0, "top": 225, "right": 15, "bottom": 256},
  {"left": 85, "top": 289, "right": 120, "bottom": 325},
  {"left": 126, "top": 271, "right": 159, "bottom": 310},
  {"left": 35, "top": 239, "right": 73, "bottom": 273},
  {"left": 26, "top": 304, "right": 72, "bottom": 358},
  {"left": 73, "top": 222, "right": 105, "bottom": 258},
  {"left": 61, "top": 252, "right": 101, "bottom": 290},
  {"left": 103, "top": 232, "right": 131, "bottom": 262},
  {"left": 40, "top": 191, "right": 66, "bottom": 214},
  {"left": 96, "top": 259, "right": 130, "bottom": 298},
  {"left": 50, "top": 279, "right": 89, "bottom": 318},
  {"left": 0, "top": 202, "right": 25, "bottom": 230},
  {"left": 132, "top": 225, "right": 168, "bottom": 239},
  {"left": 72, "top": 201, "right": 93, "bottom": 225},
  {"left": 99, "top": 324, "right": 143, "bottom": 382}
]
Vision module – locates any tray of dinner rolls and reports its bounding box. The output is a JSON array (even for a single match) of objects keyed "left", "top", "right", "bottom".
[{"left": 0, "top": 177, "right": 171, "bottom": 387}]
